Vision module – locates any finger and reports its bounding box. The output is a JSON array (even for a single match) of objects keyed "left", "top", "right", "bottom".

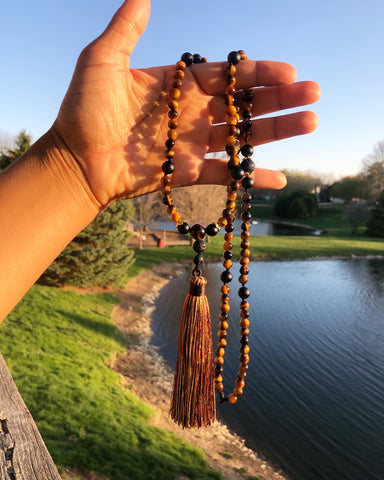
[
  {"left": 191, "top": 60, "right": 297, "bottom": 96},
  {"left": 208, "top": 110, "right": 318, "bottom": 152},
  {"left": 197, "top": 158, "right": 287, "bottom": 190},
  {"left": 98, "top": 0, "right": 150, "bottom": 55},
  {"left": 209, "top": 81, "right": 321, "bottom": 124}
]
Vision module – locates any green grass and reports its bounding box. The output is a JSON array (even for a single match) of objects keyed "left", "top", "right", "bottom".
[{"left": 1, "top": 286, "right": 220, "bottom": 480}]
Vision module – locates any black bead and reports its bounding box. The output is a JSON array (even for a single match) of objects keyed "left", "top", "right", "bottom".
[
  {"left": 193, "top": 53, "right": 202, "bottom": 64},
  {"left": 162, "top": 195, "right": 172, "bottom": 206},
  {"left": 242, "top": 119, "right": 252, "bottom": 131},
  {"left": 242, "top": 176, "right": 255, "bottom": 190},
  {"left": 240, "top": 335, "right": 249, "bottom": 345},
  {"left": 241, "top": 158, "right": 255, "bottom": 174},
  {"left": 231, "top": 165, "right": 245, "bottom": 180},
  {"left": 177, "top": 222, "right": 190, "bottom": 235},
  {"left": 241, "top": 211, "right": 252, "bottom": 221},
  {"left": 190, "top": 223, "right": 206, "bottom": 240},
  {"left": 224, "top": 223, "right": 235, "bottom": 233},
  {"left": 215, "top": 365, "right": 224, "bottom": 375},
  {"left": 242, "top": 109, "right": 252, "bottom": 119},
  {"left": 181, "top": 52, "right": 194, "bottom": 66},
  {"left": 243, "top": 90, "right": 253, "bottom": 102},
  {"left": 220, "top": 270, "right": 233, "bottom": 283},
  {"left": 193, "top": 240, "right": 206, "bottom": 253},
  {"left": 240, "top": 265, "right": 250, "bottom": 275},
  {"left": 165, "top": 138, "right": 175, "bottom": 150},
  {"left": 240, "top": 144, "right": 254, "bottom": 157},
  {"left": 161, "top": 160, "right": 175, "bottom": 175},
  {"left": 227, "top": 51, "right": 241, "bottom": 65},
  {"left": 238, "top": 286, "right": 251, "bottom": 299},
  {"left": 206, "top": 223, "right": 220, "bottom": 236},
  {"left": 223, "top": 250, "right": 233, "bottom": 260},
  {"left": 168, "top": 109, "right": 178, "bottom": 119}
]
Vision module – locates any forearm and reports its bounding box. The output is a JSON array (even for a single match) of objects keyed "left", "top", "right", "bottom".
[{"left": 0, "top": 130, "right": 100, "bottom": 321}]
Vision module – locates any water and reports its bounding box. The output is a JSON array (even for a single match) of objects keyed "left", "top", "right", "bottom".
[{"left": 152, "top": 259, "right": 384, "bottom": 480}]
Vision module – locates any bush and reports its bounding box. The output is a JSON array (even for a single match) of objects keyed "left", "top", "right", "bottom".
[
  {"left": 366, "top": 190, "right": 384, "bottom": 237},
  {"left": 273, "top": 190, "right": 318, "bottom": 219}
]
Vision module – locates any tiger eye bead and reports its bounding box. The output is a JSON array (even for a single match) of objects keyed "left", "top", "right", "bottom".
[
  {"left": 215, "top": 382, "right": 224, "bottom": 392},
  {"left": 190, "top": 224, "right": 206, "bottom": 240},
  {"left": 171, "top": 211, "right": 182, "bottom": 223},
  {"left": 215, "top": 356, "right": 225, "bottom": 366},
  {"left": 221, "top": 284, "right": 230, "bottom": 294},
  {"left": 228, "top": 393, "right": 238, "bottom": 404},
  {"left": 174, "top": 69, "right": 185, "bottom": 80}
]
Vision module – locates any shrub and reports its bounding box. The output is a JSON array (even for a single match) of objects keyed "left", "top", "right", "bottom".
[{"left": 274, "top": 190, "right": 318, "bottom": 219}]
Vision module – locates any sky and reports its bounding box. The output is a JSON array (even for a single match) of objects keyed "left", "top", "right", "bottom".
[{"left": 1, "top": 0, "right": 383, "bottom": 180}]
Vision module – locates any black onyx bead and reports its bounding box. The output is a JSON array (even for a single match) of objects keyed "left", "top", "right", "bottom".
[
  {"left": 221, "top": 270, "right": 233, "bottom": 283},
  {"left": 241, "top": 211, "right": 252, "bottom": 221},
  {"left": 206, "top": 223, "right": 219, "bottom": 236},
  {"left": 177, "top": 222, "right": 190, "bottom": 235},
  {"left": 242, "top": 119, "right": 252, "bottom": 131},
  {"left": 181, "top": 52, "right": 194, "bottom": 66},
  {"left": 215, "top": 365, "right": 224, "bottom": 375},
  {"left": 241, "top": 159, "right": 255, "bottom": 174},
  {"left": 242, "top": 176, "right": 255, "bottom": 190},
  {"left": 228, "top": 51, "right": 241, "bottom": 65},
  {"left": 193, "top": 240, "right": 206, "bottom": 253},
  {"left": 238, "top": 286, "right": 251, "bottom": 299},
  {"left": 223, "top": 250, "right": 233, "bottom": 260},
  {"left": 231, "top": 165, "right": 245, "bottom": 180},
  {"left": 242, "top": 109, "right": 252, "bottom": 119},
  {"left": 243, "top": 90, "right": 253, "bottom": 102},
  {"left": 165, "top": 138, "right": 175, "bottom": 150},
  {"left": 193, "top": 53, "right": 202, "bottom": 64},
  {"left": 240, "top": 144, "right": 254, "bottom": 157},
  {"left": 190, "top": 224, "right": 206, "bottom": 240},
  {"left": 224, "top": 223, "right": 235, "bottom": 233},
  {"left": 162, "top": 160, "right": 175, "bottom": 175}
]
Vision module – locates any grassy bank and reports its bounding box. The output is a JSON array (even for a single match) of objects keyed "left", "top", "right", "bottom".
[{"left": 1, "top": 286, "right": 220, "bottom": 480}]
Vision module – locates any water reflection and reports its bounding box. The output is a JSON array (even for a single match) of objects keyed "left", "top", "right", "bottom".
[{"left": 153, "top": 259, "right": 384, "bottom": 480}]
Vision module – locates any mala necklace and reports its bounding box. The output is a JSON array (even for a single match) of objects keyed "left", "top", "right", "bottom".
[{"left": 162, "top": 51, "right": 255, "bottom": 428}]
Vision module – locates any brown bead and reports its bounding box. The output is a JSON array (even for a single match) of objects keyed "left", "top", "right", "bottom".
[
  {"left": 218, "top": 329, "right": 228, "bottom": 339},
  {"left": 241, "top": 301, "right": 250, "bottom": 310},
  {"left": 223, "top": 241, "right": 233, "bottom": 251},
  {"left": 167, "top": 129, "right": 177, "bottom": 140},
  {"left": 174, "top": 69, "right": 185, "bottom": 80},
  {"left": 170, "top": 88, "right": 181, "bottom": 100},
  {"left": 240, "top": 318, "right": 250, "bottom": 328},
  {"left": 223, "top": 259, "right": 232, "bottom": 270},
  {"left": 168, "top": 119, "right": 178, "bottom": 129},
  {"left": 218, "top": 217, "right": 228, "bottom": 227},
  {"left": 173, "top": 79, "right": 183, "bottom": 89},
  {"left": 218, "top": 338, "right": 227, "bottom": 347},
  {"left": 219, "top": 312, "right": 229, "bottom": 321},
  {"left": 167, "top": 204, "right": 176, "bottom": 214},
  {"left": 216, "top": 347, "right": 225, "bottom": 358},
  {"left": 227, "top": 114, "right": 240, "bottom": 126},
  {"left": 162, "top": 185, "right": 171, "bottom": 195},
  {"left": 242, "top": 192, "right": 252, "bottom": 202},
  {"left": 168, "top": 100, "right": 179, "bottom": 110},
  {"left": 226, "top": 104, "right": 238, "bottom": 116},
  {"left": 240, "top": 256, "right": 250, "bottom": 266},
  {"left": 240, "top": 327, "right": 249, "bottom": 336},
  {"left": 215, "top": 383, "right": 224, "bottom": 392},
  {"left": 171, "top": 211, "right": 181, "bottom": 223},
  {"left": 241, "top": 240, "right": 251, "bottom": 249},
  {"left": 227, "top": 192, "right": 237, "bottom": 202},
  {"left": 235, "top": 378, "right": 245, "bottom": 388},
  {"left": 161, "top": 176, "right": 171, "bottom": 186},
  {"left": 239, "top": 363, "right": 249, "bottom": 374},
  {"left": 241, "top": 248, "right": 251, "bottom": 258},
  {"left": 176, "top": 60, "right": 186, "bottom": 70},
  {"left": 228, "top": 393, "right": 238, "bottom": 404},
  {"left": 164, "top": 149, "right": 175, "bottom": 159},
  {"left": 219, "top": 320, "right": 229, "bottom": 330},
  {"left": 241, "top": 230, "right": 250, "bottom": 239},
  {"left": 239, "top": 274, "right": 248, "bottom": 285},
  {"left": 220, "top": 303, "right": 230, "bottom": 313},
  {"left": 224, "top": 232, "right": 234, "bottom": 242},
  {"left": 241, "top": 345, "right": 250, "bottom": 354},
  {"left": 234, "top": 387, "right": 244, "bottom": 397},
  {"left": 242, "top": 202, "right": 251, "bottom": 211},
  {"left": 240, "top": 354, "right": 250, "bottom": 364},
  {"left": 214, "top": 356, "right": 224, "bottom": 366},
  {"left": 225, "top": 200, "right": 236, "bottom": 211},
  {"left": 221, "top": 285, "right": 230, "bottom": 294},
  {"left": 238, "top": 370, "right": 247, "bottom": 379}
]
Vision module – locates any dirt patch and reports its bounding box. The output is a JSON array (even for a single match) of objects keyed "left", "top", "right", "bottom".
[{"left": 110, "top": 263, "right": 288, "bottom": 480}]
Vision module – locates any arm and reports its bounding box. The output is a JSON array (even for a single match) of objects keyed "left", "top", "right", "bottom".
[{"left": 0, "top": 0, "right": 320, "bottom": 321}]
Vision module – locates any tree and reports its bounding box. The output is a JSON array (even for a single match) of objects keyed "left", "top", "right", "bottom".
[
  {"left": 366, "top": 190, "right": 384, "bottom": 237},
  {"left": 343, "top": 202, "right": 370, "bottom": 234},
  {"left": 0, "top": 130, "right": 32, "bottom": 170},
  {"left": 278, "top": 169, "right": 321, "bottom": 195},
  {"left": 130, "top": 192, "right": 162, "bottom": 249},
  {"left": 362, "top": 141, "right": 384, "bottom": 200},
  {"left": 330, "top": 175, "right": 367, "bottom": 203},
  {"left": 274, "top": 190, "right": 318, "bottom": 219},
  {"left": 39, "top": 200, "right": 135, "bottom": 287}
]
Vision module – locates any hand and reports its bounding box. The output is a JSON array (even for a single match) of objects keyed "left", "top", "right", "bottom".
[{"left": 52, "top": 0, "right": 320, "bottom": 208}]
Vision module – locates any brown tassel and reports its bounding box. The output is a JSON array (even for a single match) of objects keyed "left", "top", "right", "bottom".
[{"left": 170, "top": 275, "right": 216, "bottom": 428}]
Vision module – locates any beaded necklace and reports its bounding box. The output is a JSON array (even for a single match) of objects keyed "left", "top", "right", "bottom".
[{"left": 162, "top": 51, "right": 255, "bottom": 428}]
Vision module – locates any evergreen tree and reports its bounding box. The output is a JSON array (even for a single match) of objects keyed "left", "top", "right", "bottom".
[
  {"left": 40, "top": 200, "right": 135, "bottom": 287},
  {"left": 0, "top": 130, "right": 32, "bottom": 170},
  {"left": 366, "top": 190, "right": 384, "bottom": 237}
]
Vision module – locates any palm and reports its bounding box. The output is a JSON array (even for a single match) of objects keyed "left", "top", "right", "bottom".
[{"left": 54, "top": 44, "right": 212, "bottom": 205}]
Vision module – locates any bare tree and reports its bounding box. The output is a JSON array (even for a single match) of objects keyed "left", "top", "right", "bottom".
[
  {"left": 362, "top": 141, "right": 384, "bottom": 199},
  {"left": 131, "top": 192, "right": 162, "bottom": 249}
]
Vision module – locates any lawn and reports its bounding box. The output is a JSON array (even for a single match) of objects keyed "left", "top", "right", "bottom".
[{"left": 0, "top": 286, "right": 220, "bottom": 480}]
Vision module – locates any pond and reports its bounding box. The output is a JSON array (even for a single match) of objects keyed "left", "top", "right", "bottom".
[{"left": 152, "top": 259, "right": 384, "bottom": 480}]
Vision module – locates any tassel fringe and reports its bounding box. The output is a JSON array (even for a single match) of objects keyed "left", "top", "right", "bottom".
[{"left": 170, "top": 275, "right": 216, "bottom": 428}]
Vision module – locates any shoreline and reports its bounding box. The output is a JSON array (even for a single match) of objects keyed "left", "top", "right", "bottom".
[{"left": 111, "top": 262, "right": 289, "bottom": 480}]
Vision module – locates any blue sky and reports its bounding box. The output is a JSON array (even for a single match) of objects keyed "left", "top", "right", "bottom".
[{"left": 1, "top": 0, "right": 383, "bottom": 179}]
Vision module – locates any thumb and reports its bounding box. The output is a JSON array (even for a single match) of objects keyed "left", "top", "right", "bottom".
[{"left": 99, "top": 0, "right": 150, "bottom": 55}]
